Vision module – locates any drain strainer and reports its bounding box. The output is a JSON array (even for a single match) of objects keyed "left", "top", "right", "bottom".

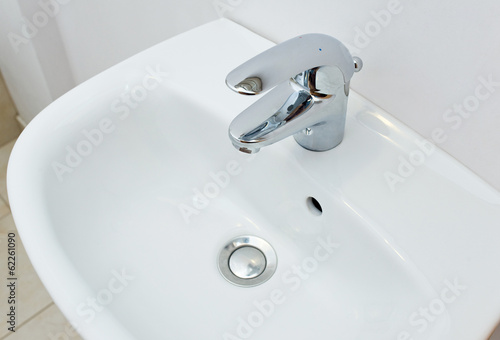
[{"left": 218, "top": 235, "right": 277, "bottom": 287}]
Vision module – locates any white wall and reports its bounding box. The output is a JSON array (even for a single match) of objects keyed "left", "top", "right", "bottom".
[
  {"left": 0, "top": 0, "right": 217, "bottom": 121},
  {"left": 1, "top": 0, "right": 499, "bottom": 191},
  {"left": 53, "top": 0, "right": 218, "bottom": 83},
  {"left": 0, "top": 0, "right": 74, "bottom": 122}
]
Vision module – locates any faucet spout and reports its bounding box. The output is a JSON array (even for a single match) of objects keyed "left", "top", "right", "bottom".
[
  {"left": 229, "top": 82, "right": 315, "bottom": 152},
  {"left": 226, "top": 34, "right": 361, "bottom": 153}
]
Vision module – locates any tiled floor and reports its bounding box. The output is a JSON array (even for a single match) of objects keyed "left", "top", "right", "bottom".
[
  {"left": 0, "top": 73, "right": 22, "bottom": 147},
  {"left": 493, "top": 326, "right": 500, "bottom": 340},
  {"left": 1, "top": 135, "right": 499, "bottom": 340},
  {"left": 0, "top": 140, "right": 83, "bottom": 340}
]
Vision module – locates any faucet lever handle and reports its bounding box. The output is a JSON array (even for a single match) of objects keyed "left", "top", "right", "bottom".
[{"left": 226, "top": 34, "right": 356, "bottom": 95}]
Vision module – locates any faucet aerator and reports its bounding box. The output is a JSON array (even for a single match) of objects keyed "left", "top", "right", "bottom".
[{"left": 234, "top": 144, "right": 260, "bottom": 154}]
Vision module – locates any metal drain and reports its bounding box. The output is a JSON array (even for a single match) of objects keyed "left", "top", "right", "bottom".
[
  {"left": 218, "top": 236, "right": 277, "bottom": 287},
  {"left": 229, "top": 246, "right": 266, "bottom": 279}
]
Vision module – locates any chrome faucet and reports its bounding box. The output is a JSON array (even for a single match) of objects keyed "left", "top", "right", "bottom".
[{"left": 226, "top": 34, "right": 362, "bottom": 154}]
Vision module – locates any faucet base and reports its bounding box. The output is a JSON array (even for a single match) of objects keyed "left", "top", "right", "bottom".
[
  {"left": 293, "top": 93, "right": 348, "bottom": 152},
  {"left": 293, "top": 123, "right": 345, "bottom": 151}
]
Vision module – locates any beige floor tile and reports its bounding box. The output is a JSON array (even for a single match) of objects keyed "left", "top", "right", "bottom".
[
  {"left": 0, "top": 139, "right": 16, "bottom": 204},
  {"left": 0, "top": 73, "right": 22, "bottom": 146},
  {"left": 0, "top": 214, "right": 53, "bottom": 338},
  {"left": 3, "top": 303, "right": 83, "bottom": 340},
  {"left": 491, "top": 324, "right": 500, "bottom": 340},
  {"left": 0, "top": 198, "right": 9, "bottom": 220}
]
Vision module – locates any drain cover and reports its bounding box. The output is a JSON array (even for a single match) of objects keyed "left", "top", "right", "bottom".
[
  {"left": 218, "top": 236, "right": 277, "bottom": 287},
  {"left": 229, "top": 246, "right": 266, "bottom": 279}
]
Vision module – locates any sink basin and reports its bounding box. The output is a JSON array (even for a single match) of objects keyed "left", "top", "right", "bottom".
[{"left": 7, "top": 19, "right": 500, "bottom": 340}]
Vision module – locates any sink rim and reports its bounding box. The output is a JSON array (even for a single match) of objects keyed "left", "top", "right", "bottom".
[{"left": 7, "top": 18, "right": 500, "bottom": 340}]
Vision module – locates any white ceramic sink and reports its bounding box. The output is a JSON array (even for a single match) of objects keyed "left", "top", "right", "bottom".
[{"left": 7, "top": 19, "right": 500, "bottom": 340}]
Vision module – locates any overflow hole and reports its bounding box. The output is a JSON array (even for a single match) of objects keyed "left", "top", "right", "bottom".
[{"left": 306, "top": 197, "right": 323, "bottom": 216}]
